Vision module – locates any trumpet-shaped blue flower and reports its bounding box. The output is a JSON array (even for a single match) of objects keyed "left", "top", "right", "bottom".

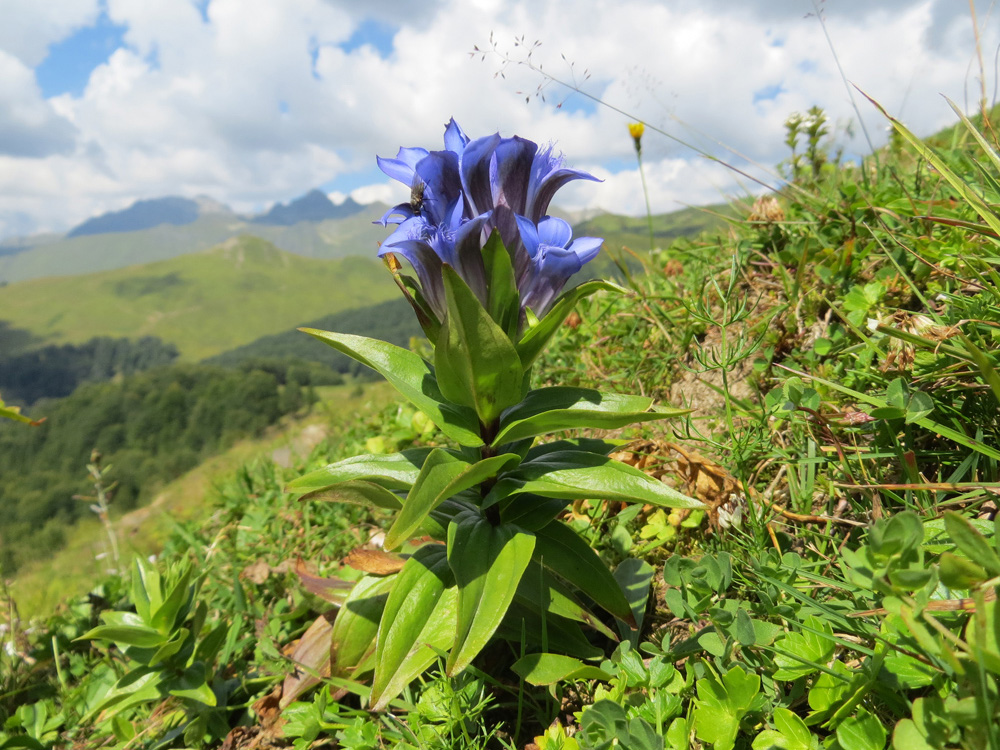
[{"left": 375, "top": 119, "right": 602, "bottom": 321}]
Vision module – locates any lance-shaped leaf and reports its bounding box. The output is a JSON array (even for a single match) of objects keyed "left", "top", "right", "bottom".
[
  {"left": 434, "top": 265, "right": 525, "bottom": 424},
  {"left": 511, "top": 653, "right": 613, "bottom": 686},
  {"left": 80, "top": 611, "right": 169, "bottom": 650},
  {"left": 500, "top": 493, "right": 571, "bottom": 531},
  {"left": 446, "top": 510, "right": 535, "bottom": 675},
  {"left": 494, "top": 386, "right": 689, "bottom": 445},
  {"left": 298, "top": 480, "right": 402, "bottom": 511},
  {"left": 299, "top": 329, "right": 482, "bottom": 446},
  {"left": 516, "top": 280, "right": 625, "bottom": 369},
  {"left": 330, "top": 574, "right": 396, "bottom": 678},
  {"left": 385, "top": 450, "right": 521, "bottom": 550},
  {"left": 288, "top": 449, "right": 433, "bottom": 495},
  {"left": 534, "top": 520, "right": 635, "bottom": 626},
  {"left": 498, "top": 602, "right": 604, "bottom": 661},
  {"left": 515, "top": 559, "right": 617, "bottom": 640},
  {"left": 370, "top": 545, "right": 458, "bottom": 710},
  {"left": 482, "top": 229, "right": 520, "bottom": 340},
  {"left": 485, "top": 450, "right": 703, "bottom": 509}
]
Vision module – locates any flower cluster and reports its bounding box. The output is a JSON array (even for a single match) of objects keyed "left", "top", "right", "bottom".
[{"left": 375, "top": 119, "right": 602, "bottom": 325}]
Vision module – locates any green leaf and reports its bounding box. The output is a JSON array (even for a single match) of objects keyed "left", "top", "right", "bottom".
[
  {"left": 517, "top": 280, "right": 626, "bottom": 369},
  {"left": 149, "top": 566, "right": 193, "bottom": 634},
  {"left": 330, "top": 574, "right": 397, "bottom": 678},
  {"left": 966, "top": 591, "right": 1000, "bottom": 675},
  {"left": 891, "top": 719, "right": 935, "bottom": 750},
  {"left": 167, "top": 663, "right": 216, "bottom": 706},
  {"left": 903, "top": 391, "right": 934, "bottom": 424},
  {"left": 482, "top": 229, "right": 520, "bottom": 340},
  {"left": 753, "top": 708, "right": 818, "bottom": 750},
  {"left": 515, "top": 560, "right": 617, "bottom": 640},
  {"left": 511, "top": 653, "right": 612, "bottom": 686},
  {"left": 81, "top": 618, "right": 168, "bottom": 650},
  {"left": 299, "top": 329, "right": 482, "bottom": 446},
  {"left": 370, "top": 545, "right": 457, "bottom": 710},
  {"left": 296, "top": 479, "right": 402, "bottom": 510},
  {"left": 944, "top": 511, "right": 1000, "bottom": 576},
  {"left": 534, "top": 520, "right": 636, "bottom": 625},
  {"left": 434, "top": 265, "right": 524, "bottom": 424},
  {"left": 614, "top": 558, "right": 653, "bottom": 638},
  {"left": 446, "top": 510, "right": 535, "bottom": 675},
  {"left": 735, "top": 608, "right": 756, "bottom": 646},
  {"left": 693, "top": 665, "right": 763, "bottom": 750},
  {"left": 385, "top": 450, "right": 520, "bottom": 550},
  {"left": 487, "top": 450, "right": 703, "bottom": 509},
  {"left": 836, "top": 710, "right": 887, "bottom": 750},
  {"left": 772, "top": 616, "right": 835, "bottom": 680},
  {"left": 493, "top": 386, "right": 688, "bottom": 445},
  {"left": 0, "top": 393, "right": 40, "bottom": 426},
  {"left": 287, "top": 449, "right": 433, "bottom": 494},
  {"left": 866, "top": 92, "right": 1000, "bottom": 239},
  {"left": 938, "top": 552, "right": 988, "bottom": 589}
]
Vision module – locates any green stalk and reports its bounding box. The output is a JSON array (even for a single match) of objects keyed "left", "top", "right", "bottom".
[{"left": 635, "top": 149, "right": 656, "bottom": 253}]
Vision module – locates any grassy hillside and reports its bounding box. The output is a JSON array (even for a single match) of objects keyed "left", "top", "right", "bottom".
[
  {"left": 0, "top": 205, "right": 392, "bottom": 284},
  {"left": 5, "top": 380, "right": 398, "bottom": 618},
  {"left": 0, "top": 236, "right": 397, "bottom": 360}
]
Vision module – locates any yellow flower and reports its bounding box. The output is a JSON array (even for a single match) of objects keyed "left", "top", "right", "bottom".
[{"left": 628, "top": 122, "right": 645, "bottom": 154}]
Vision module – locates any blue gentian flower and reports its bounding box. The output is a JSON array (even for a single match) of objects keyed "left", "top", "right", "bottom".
[{"left": 375, "top": 119, "right": 602, "bottom": 322}]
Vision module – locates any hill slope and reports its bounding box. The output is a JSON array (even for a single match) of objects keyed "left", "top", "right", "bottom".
[
  {"left": 0, "top": 236, "right": 397, "bottom": 360},
  {"left": 0, "top": 206, "right": 392, "bottom": 284}
]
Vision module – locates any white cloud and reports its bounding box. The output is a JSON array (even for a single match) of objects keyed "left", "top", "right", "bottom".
[
  {"left": 0, "top": 0, "right": 997, "bottom": 238},
  {"left": 0, "top": 50, "right": 77, "bottom": 157},
  {"left": 0, "top": 0, "right": 100, "bottom": 67}
]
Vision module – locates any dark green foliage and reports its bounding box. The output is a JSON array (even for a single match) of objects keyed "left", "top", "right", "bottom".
[
  {"left": 204, "top": 297, "right": 421, "bottom": 378},
  {"left": 0, "top": 360, "right": 323, "bottom": 575},
  {"left": 0, "top": 334, "right": 179, "bottom": 404}
]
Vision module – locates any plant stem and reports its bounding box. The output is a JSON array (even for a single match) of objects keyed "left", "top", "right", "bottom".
[{"left": 636, "top": 151, "right": 656, "bottom": 253}]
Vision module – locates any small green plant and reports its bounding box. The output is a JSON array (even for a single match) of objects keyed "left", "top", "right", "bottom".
[{"left": 80, "top": 557, "right": 234, "bottom": 747}]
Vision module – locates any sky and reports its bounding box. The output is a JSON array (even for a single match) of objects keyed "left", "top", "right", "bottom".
[{"left": 0, "top": 0, "right": 997, "bottom": 240}]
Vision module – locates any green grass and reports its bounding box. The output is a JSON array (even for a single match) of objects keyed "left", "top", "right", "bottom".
[{"left": 0, "top": 236, "right": 398, "bottom": 360}]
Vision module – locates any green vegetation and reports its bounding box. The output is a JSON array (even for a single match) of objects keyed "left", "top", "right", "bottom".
[
  {"left": 0, "top": 236, "right": 398, "bottom": 360},
  {"left": 0, "top": 335, "right": 179, "bottom": 405},
  {"left": 206, "top": 297, "right": 421, "bottom": 375},
  {"left": 0, "top": 359, "right": 334, "bottom": 576},
  {"left": 4, "top": 102, "right": 1000, "bottom": 750}
]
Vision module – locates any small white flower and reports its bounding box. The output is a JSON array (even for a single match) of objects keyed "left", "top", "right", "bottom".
[{"left": 866, "top": 317, "right": 880, "bottom": 332}]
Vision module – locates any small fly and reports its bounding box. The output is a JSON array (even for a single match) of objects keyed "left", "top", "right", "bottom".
[{"left": 409, "top": 182, "right": 425, "bottom": 217}]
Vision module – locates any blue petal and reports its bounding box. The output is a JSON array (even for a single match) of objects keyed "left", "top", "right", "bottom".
[
  {"left": 415, "top": 150, "right": 462, "bottom": 225},
  {"left": 375, "top": 202, "right": 414, "bottom": 227},
  {"left": 376, "top": 147, "right": 429, "bottom": 184},
  {"left": 443, "top": 118, "right": 469, "bottom": 154},
  {"left": 567, "top": 236, "right": 603, "bottom": 265},
  {"left": 461, "top": 134, "right": 501, "bottom": 216},
  {"left": 491, "top": 136, "right": 537, "bottom": 217},
  {"left": 535, "top": 216, "right": 573, "bottom": 249},
  {"left": 525, "top": 146, "right": 601, "bottom": 222},
  {"left": 514, "top": 214, "right": 540, "bottom": 258}
]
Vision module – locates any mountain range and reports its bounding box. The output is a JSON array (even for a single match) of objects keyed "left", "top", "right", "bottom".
[{"left": 0, "top": 190, "right": 390, "bottom": 284}]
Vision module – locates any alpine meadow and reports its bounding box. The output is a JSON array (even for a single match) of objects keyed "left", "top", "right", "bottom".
[{"left": 3, "top": 7, "right": 1000, "bottom": 750}]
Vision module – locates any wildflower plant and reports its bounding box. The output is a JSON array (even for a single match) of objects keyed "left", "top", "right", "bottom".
[{"left": 289, "top": 119, "right": 701, "bottom": 709}]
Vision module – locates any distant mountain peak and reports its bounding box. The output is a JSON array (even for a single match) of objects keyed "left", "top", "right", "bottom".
[
  {"left": 252, "top": 189, "right": 366, "bottom": 226},
  {"left": 66, "top": 196, "right": 230, "bottom": 239}
]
